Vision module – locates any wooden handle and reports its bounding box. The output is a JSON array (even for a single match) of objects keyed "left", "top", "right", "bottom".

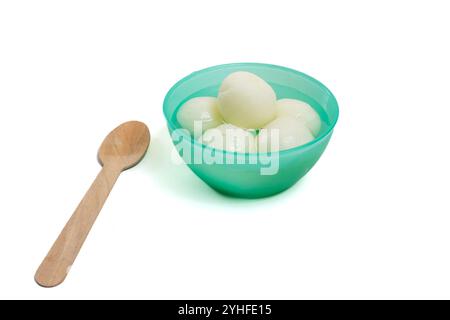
[{"left": 35, "top": 164, "right": 121, "bottom": 287}]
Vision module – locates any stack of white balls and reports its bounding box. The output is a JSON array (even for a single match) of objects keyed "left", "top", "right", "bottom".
[{"left": 176, "top": 71, "right": 321, "bottom": 153}]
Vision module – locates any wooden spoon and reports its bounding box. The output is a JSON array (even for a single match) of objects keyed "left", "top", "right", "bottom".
[{"left": 35, "top": 121, "right": 150, "bottom": 287}]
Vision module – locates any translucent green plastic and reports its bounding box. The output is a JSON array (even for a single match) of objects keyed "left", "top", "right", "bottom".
[{"left": 163, "top": 63, "right": 339, "bottom": 198}]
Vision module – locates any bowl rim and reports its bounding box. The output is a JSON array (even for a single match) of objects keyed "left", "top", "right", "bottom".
[{"left": 163, "top": 62, "right": 339, "bottom": 157}]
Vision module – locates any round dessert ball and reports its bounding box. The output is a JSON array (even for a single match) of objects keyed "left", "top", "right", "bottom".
[
  {"left": 276, "top": 98, "right": 321, "bottom": 136},
  {"left": 258, "top": 116, "right": 314, "bottom": 152},
  {"left": 218, "top": 71, "right": 277, "bottom": 129},
  {"left": 176, "top": 97, "right": 223, "bottom": 137},
  {"left": 200, "top": 124, "right": 256, "bottom": 153}
]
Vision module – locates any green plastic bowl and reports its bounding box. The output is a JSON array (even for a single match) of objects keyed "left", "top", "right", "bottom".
[{"left": 163, "top": 63, "right": 339, "bottom": 198}]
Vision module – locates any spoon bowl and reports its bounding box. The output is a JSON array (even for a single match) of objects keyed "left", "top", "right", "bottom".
[{"left": 98, "top": 120, "right": 151, "bottom": 170}]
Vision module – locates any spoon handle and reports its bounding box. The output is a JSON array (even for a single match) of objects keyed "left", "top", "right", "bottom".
[{"left": 35, "top": 165, "right": 121, "bottom": 287}]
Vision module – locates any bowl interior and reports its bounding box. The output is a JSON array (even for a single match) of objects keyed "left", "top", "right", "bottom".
[{"left": 163, "top": 63, "right": 339, "bottom": 155}]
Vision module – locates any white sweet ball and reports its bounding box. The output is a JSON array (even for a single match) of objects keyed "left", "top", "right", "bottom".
[
  {"left": 176, "top": 97, "right": 223, "bottom": 137},
  {"left": 218, "top": 71, "right": 277, "bottom": 129},
  {"left": 276, "top": 98, "right": 321, "bottom": 136},
  {"left": 200, "top": 124, "right": 257, "bottom": 153},
  {"left": 258, "top": 116, "right": 314, "bottom": 152}
]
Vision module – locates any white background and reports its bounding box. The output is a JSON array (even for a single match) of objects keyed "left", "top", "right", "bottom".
[{"left": 1, "top": 0, "right": 449, "bottom": 300}]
